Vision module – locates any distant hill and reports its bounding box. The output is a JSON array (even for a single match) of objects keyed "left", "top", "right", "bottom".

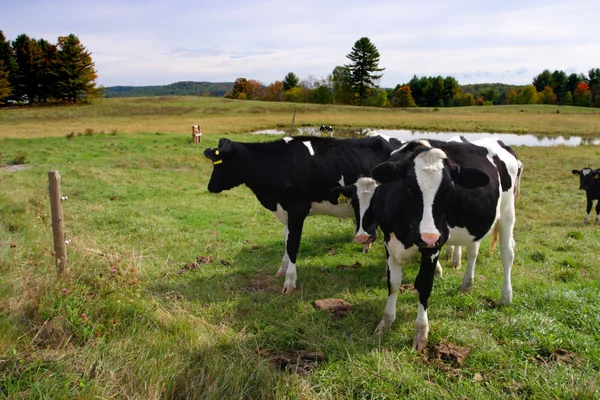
[
  {"left": 460, "top": 83, "right": 526, "bottom": 94},
  {"left": 103, "top": 81, "right": 234, "bottom": 98}
]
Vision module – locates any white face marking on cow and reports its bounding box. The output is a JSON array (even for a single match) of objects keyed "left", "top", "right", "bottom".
[
  {"left": 355, "top": 177, "right": 379, "bottom": 238},
  {"left": 582, "top": 168, "right": 592, "bottom": 176},
  {"left": 282, "top": 137, "right": 293, "bottom": 143},
  {"left": 302, "top": 141, "right": 315, "bottom": 156},
  {"left": 414, "top": 149, "right": 447, "bottom": 238},
  {"left": 338, "top": 175, "right": 345, "bottom": 186}
]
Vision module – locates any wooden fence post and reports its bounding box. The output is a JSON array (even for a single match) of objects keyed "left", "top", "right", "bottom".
[{"left": 48, "top": 170, "right": 68, "bottom": 277}]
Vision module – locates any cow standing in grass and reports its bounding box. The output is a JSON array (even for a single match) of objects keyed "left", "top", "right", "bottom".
[
  {"left": 571, "top": 167, "right": 600, "bottom": 224},
  {"left": 203, "top": 135, "right": 403, "bottom": 293},
  {"left": 331, "top": 138, "right": 521, "bottom": 350}
]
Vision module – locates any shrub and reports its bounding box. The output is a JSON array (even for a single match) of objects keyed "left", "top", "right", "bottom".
[{"left": 11, "top": 151, "right": 29, "bottom": 165}]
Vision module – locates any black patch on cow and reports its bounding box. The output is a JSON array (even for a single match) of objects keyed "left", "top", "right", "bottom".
[{"left": 492, "top": 155, "right": 512, "bottom": 192}]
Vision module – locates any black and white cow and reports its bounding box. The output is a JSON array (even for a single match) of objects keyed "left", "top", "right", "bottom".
[
  {"left": 331, "top": 138, "right": 521, "bottom": 350},
  {"left": 319, "top": 125, "right": 334, "bottom": 134},
  {"left": 571, "top": 167, "right": 600, "bottom": 224},
  {"left": 203, "top": 135, "right": 404, "bottom": 293}
]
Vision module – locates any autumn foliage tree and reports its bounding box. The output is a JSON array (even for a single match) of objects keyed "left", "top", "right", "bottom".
[
  {"left": 539, "top": 85, "right": 557, "bottom": 104},
  {"left": 265, "top": 81, "right": 283, "bottom": 101},
  {"left": 573, "top": 82, "right": 592, "bottom": 107},
  {"left": 0, "top": 60, "right": 11, "bottom": 101},
  {"left": 391, "top": 85, "right": 416, "bottom": 107}
]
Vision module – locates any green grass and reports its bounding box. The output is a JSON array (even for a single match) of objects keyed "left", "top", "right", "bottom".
[{"left": 1, "top": 105, "right": 600, "bottom": 398}]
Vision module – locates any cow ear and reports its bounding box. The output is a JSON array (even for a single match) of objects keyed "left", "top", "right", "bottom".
[
  {"left": 371, "top": 162, "right": 404, "bottom": 183},
  {"left": 451, "top": 166, "right": 490, "bottom": 189},
  {"left": 572, "top": 169, "right": 581, "bottom": 175},
  {"left": 204, "top": 139, "right": 233, "bottom": 162},
  {"left": 329, "top": 185, "right": 355, "bottom": 205}
]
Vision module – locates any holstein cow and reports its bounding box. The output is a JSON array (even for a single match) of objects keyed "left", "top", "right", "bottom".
[
  {"left": 203, "top": 135, "right": 404, "bottom": 294},
  {"left": 331, "top": 138, "right": 521, "bottom": 350},
  {"left": 319, "top": 125, "right": 334, "bottom": 135},
  {"left": 571, "top": 167, "right": 600, "bottom": 224}
]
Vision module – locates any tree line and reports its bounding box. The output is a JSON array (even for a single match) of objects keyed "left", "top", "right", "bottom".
[
  {"left": 0, "top": 31, "right": 101, "bottom": 105},
  {"left": 225, "top": 37, "right": 600, "bottom": 108}
]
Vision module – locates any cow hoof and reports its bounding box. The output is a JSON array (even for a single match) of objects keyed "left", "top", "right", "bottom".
[
  {"left": 374, "top": 319, "right": 390, "bottom": 334},
  {"left": 412, "top": 333, "right": 428, "bottom": 351},
  {"left": 460, "top": 281, "right": 473, "bottom": 293},
  {"left": 452, "top": 262, "right": 462, "bottom": 269},
  {"left": 275, "top": 270, "right": 284, "bottom": 277},
  {"left": 281, "top": 286, "right": 295, "bottom": 295}
]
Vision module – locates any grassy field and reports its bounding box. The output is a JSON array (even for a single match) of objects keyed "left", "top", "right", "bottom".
[
  {"left": 1, "top": 99, "right": 600, "bottom": 398},
  {"left": 1, "top": 96, "right": 600, "bottom": 139}
]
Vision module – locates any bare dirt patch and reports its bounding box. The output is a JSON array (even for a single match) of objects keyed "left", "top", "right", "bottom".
[
  {"left": 533, "top": 349, "right": 584, "bottom": 367},
  {"left": 313, "top": 298, "right": 352, "bottom": 320},
  {"left": 271, "top": 350, "right": 327, "bottom": 376},
  {"left": 429, "top": 342, "right": 470, "bottom": 367},
  {"left": 0, "top": 164, "right": 31, "bottom": 172}
]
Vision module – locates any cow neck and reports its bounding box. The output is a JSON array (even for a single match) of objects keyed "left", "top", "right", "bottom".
[{"left": 233, "top": 142, "right": 281, "bottom": 212}]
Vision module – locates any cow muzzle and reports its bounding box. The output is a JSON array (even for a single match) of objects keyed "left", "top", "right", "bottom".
[
  {"left": 421, "top": 232, "right": 440, "bottom": 247},
  {"left": 355, "top": 234, "right": 374, "bottom": 245}
]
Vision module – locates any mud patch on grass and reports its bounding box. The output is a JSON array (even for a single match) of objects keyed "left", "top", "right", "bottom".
[
  {"left": 429, "top": 342, "right": 470, "bottom": 367},
  {"left": 267, "top": 350, "right": 327, "bottom": 376},
  {"left": 313, "top": 298, "right": 352, "bottom": 320},
  {"left": 337, "top": 261, "right": 361, "bottom": 270},
  {"left": 533, "top": 349, "right": 584, "bottom": 367}
]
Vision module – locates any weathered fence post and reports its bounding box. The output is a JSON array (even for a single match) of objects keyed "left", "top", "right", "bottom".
[
  {"left": 287, "top": 105, "right": 297, "bottom": 137},
  {"left": 48, "top": 170, "right": 68, "bottom": 277},
  {"left": 192, "top": 125, "right": 202, "bottom": 144}
]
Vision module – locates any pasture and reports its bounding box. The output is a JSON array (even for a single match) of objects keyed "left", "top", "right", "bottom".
[{"left": 1, "top": 98, "right": 600, "bottom": 399}]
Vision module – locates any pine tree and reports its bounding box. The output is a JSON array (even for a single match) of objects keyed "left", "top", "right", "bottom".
[
  {"left": 38, "top": 39, "right": 59, "bottom": 102},
  {"left": 0, "top": 31, "right": 16, "bottom": 97},
  {"left": 0, "top": 60, "right": 12, "bottom": 101},
  {"left": 12, "top": 33, "right": 43, "bottom": 102},
  {"left": 282, "top": 72, "right": 299, "bottom": 91},
  {"left": 55, "top": 34, "right": 99, "bottom": 102},
  {"left": 345, "top": 37, "right": 385, "bottom": 105}
]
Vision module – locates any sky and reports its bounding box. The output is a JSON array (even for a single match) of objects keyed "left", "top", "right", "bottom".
[{"left": 2, "top": 0, "right": 599, "bottom": 88}]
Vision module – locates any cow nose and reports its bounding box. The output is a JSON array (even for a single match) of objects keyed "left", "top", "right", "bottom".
[
  {"left": 421, "top": 233, "right": 440, "bottom": 247},
  {"left": 356, "top": 234, "right": 373, "bottom": 244}
]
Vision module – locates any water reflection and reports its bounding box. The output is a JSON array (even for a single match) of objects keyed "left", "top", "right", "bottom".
[{"left": 252, "top": 127, "right": 600, "bottom": 147}]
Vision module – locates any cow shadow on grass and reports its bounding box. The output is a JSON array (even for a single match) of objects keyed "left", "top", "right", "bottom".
[{"left": 150, "top": 232, "right": 436, "bottom": 396}]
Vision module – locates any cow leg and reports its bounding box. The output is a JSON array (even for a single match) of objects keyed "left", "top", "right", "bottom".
[
  {"left": 276, "top": 226, "right": 290, "bottom": 277},
  {"left": 498, "top": 215, "right": 516, "bottom": 305},
  {"left": 584, "top": 197, "right": 593, "bottom": 223},
  {"left": 413, "top": 248, "right": 440, "bottom": 351},
  {"left": 595, "top": 201, "right": 600, "bottom": 224},
  {"left": 451, "top": 246, "right": 462, "bottom": 269},
  {"left": 281, "top": 204, "right": 310, "bottom": 294},
  {"left": 375, "top": 253, "right": 403, "bottom": 333},
  {"left": 459, "top": 241, "right": 480, "bottom": 293}
]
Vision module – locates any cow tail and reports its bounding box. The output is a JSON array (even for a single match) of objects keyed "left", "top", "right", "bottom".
[
  {"left": 490, "top": 223, "right": 499, "bottom": 256},
  {"left": 514, "top": 160, "right": 523, "bottom": 204}
]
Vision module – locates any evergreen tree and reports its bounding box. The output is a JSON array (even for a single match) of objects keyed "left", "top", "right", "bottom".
[
  {"left": 12, "top": 33, "right": 43, "bottom": 102},
  {"left": 0, "top": 60, "right": 12, "bottom": 101},
  {"left": 282, "top": 72, "right": 299, "bottom": 91},
  {"left": 345, "top": 37, "right": 384, "bottom": 105},
  {"left": 55, "top": 34, "right": 99, "bottom": 102},
  {"left": 560, "top": 91, "right": 573, "bottom": 106},
  {"left": 38, "top": 38, "right": 58, "bottom": 102},
  {"left": 0, "top": 31, "right": 16, "bottom": 97}
]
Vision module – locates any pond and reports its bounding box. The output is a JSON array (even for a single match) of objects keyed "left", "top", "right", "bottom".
[{"left": 252, "top": 127, "right": 600, "bottom": 147}]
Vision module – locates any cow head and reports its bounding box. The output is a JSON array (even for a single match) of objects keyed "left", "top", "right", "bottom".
[
  {"left": 203, "top": 138, "right": 243, "bottom": 193},
  {"left": 572, "top": 168, "right": 599, "bottom": 190},
  {"left": 329, "top": 177, "right": 379, "bottom": 245},
  {"left": 372, "top": 147, "right": 489, "bottom": 249}
]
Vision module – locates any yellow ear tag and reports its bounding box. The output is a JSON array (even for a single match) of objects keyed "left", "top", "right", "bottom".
[
  {"left": 337, "top": 193, "right": 348, "bottom": 205},
  {"left": 213, "top": 160, "right": 223, "bottom": 165},
  {"left": 215, "top": 150, "right": 220, "bottom": 155}
]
